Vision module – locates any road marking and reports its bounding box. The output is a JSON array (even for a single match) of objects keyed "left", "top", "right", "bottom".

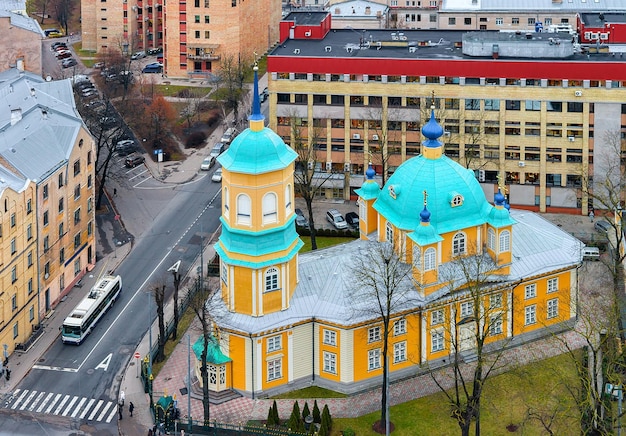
[
  {"left": 97, "top": 401, "right": 113, "bottom": 421},
  {"left": 45, "top": 393, "right": 62, "bottom": 414},
  {"left": 88, "top": 399, "right": 103, "bottom": 420},
  {"left": 95, "top": 353, "right": 112, "bottom": 371},
  {"left": 53, "top": 394, "right": 70, "bottom": 415},
  {"left": 28, "top": 391, "right": 45, "bottom": 411},
  {"left": 71, "top": 397, "right": 87, "bottom": 418},
  {"left": 32, "top": 365, "right": 79, "bottom": 372},
  {"left": 62, "top": 396, "right": 79, "bottom": 416},
  {"left": 11, "top": 390, "right": 29, "bottom": 410},
  {"left": 36, "top": 392, "right": 54, "bottom": 413},
  {"left": 80, "top": 398, "right": 95, "bottom": 419},
  {"left": 21, "top": 390, "right": 37, "bottom": 410},
  {"left": 105, "top": 404, "right": 118, "bottom": 423},
  {"left": 129, "top": 169, "right": 149, "bottom": 181}
]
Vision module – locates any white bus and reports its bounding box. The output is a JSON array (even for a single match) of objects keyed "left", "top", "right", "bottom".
[{"left": 61, "top": 275, "right": 122, "bottom": 344}]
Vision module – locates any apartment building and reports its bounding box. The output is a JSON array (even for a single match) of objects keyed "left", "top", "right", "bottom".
[
  {"left": 266, "top": 11, "right": 626, "bottom": 215},
  {"left": 82, "top": 0, "right": 282, "bottom": 78},
  {"left": 0, "top": 69, "right": 96, "bottom": 356},
  {"left": 0, "top": 0, "right": 45, "bottom": 75}
]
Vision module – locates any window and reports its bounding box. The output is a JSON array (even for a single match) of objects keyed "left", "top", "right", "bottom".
[
  {"left": 465, "top": 98, "right": 480, "bottom": 110},
  {"left": 74, "top": 184, "right": 80, "bottom": 200},
  {"left": 204, "top": 31, "right": 210, "bottom": 39},
  {"left": 60, "top": 247, "right": 65, "bottom": 263},
  {"left": 267, "top": 358, "right": 282, "bottom": 381},
  {"left": 368, "top": 349, "right": 381, "bottom": 370},
  {"left": 59, "top": 198, "right": 64, "bottom": 213},
  {"left": 27, "top": 199, "right": 32, "bottom": 214},
  {"left": 424, "top": 248, "right": 436, "bottom": 271},
  {"left": 28, "top": 278, "right": 33, "bottom": 294},
  {"left": 499, "top": 230, "right": 510, "bottom": 252},
  {"left": 13, "top": 322, "right": 18, "bottom": 339},
  {"left": 490, "top": 293, "right": 502, "bottom": 308},
  {"left": 460, "top": 302, "right": 473, "bottom": 317},
  {"left": 431, "top": 330, "right": 444, "bottom": 352},
  {"left": 73, "top": 160, "right": 81, "bottom": 176},
  {"left": 525, "top": 305, "right": 537, "bottom": 325},
  {"left": 452, "top": 232, "right": 466, "bottom": 256},
  {"left": 323, "top": 352, "right": 337, "bottom": 373},
  {"left": 394, "top": 319, "right": 406, "bottom": 336},
  {"left": 431, "top": 309, "right": 444, "bottom": 325},
  {"left": 267, "top": 335, "right": 282, "bottom": 352},
  {"left": 485, "top": 99, "right": 500, "bottom": 111},
  {"left": 528, "top": 17, "right": 535, "bottom": 25},
  {"left": 221, "top": 262, "right": 228, "bottom": 285},
  {"left": 74, "top": 208, "right": 81, "bottom": 225},
  {"left": 525, "top": 284, "right": 536, "bottom": 299},
  {"left": 59, "top": 222, "right": 64, "bottom": 238},
  {"left": 27, "top": 251, "right": 32, "bottom": 267},
  {"left": 464, "top": 17, "right": 471, "bottom": 25},
  {"left": 324, "top": 329, "right": 336, "bottom": 346},
  {"left": 11, "top": 238, "right": 16, "bottom": 255},
  {"left": 194, "top": 15, "right": 200, "bottom": 23},
  {"left": 448, "top": 17, "right": 455, "bottom": 25},
  {"left": 547, "top": 298, "right": 559, "bottom": 319},
  {"left": 29, "top": 305, "right": 34, "bottom": 321},
  {"left": 87, "top": 175, "right": 92, "bottom": 188},
  {"left": 11, "top": 294, "right": 17, "bottom": 310},
  {"left": 489, "top": 314, "right": 503, "bottom": 335},
  {"left": 195, "top": 31, "right": 200, "bottom": 38},
  {"left": 525, "top": 100, "right": 541, "bottom": 111},
  {"left": 74, "top": 232, "right": 81, "bottom": 249},
  {"left": 205, "top": 15, "right": 210, "bottom": 23},
  {"left": 386, "top": 222, "right": 394, "bottom": 243},
  {"left": 27, "top": 224, "right": 32, "bottom": 240},
  {"left": 88, "top": 221, "right": 93, "bottom": 236},
  {"left": 74, "top": 258, "right": 81, "bottom": 275},
  {"left": 488, "top": 228, "right": 495, "bottom": 250},
  {"left": 236, "top": 194, "right": 251, "bottom": 225},
  {"left": 394, "top": 341, "right": 407, "bottom": 363},
  {"left": 43, "top": 211, "right": 49, "bottom": 226},
  {"left": 368, "top": 326, "right": 381, "bottom": 343},
  {"left": 512, "top": 17, "right": 519, "bottom": 25},
  {"left": 10, "top": 213, "right": 15, "bottom": 227},
  {"left": 547, "top": 277, "right": 558, "bottom": 293},
  {"left": 495, "top": 17, "right": 503, "bottom": 25},
  {"left": 262, "top": 193, "right": 277, "bottom": 224},
  {"left": 11, "top": 265, "right": 16, "bottom": 283},
  {"left": 87, "top": 151, "right": 92, "bottom": 165},
  {"left": 44, "top": 236, "right": 49, "bottom": 252},
  {"left": 265, "top": 267, "right": 279, "bottom": 292},
  {"left": 58, "top": 173, "right": 64, "bottom": 187},
  {"left": 43, "top": 184, "right": 49, "bottom": 199},
  {"left": 285, "top": 185, "right": 292, "bottom": 215}
]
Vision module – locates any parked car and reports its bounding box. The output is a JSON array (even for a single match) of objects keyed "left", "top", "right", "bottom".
[
  {"left": 260, "top": 87, "right": 269, "bottom": 103},
  {"left": 147, "top": 47, "right": 163, "bottom": 55},
  {"left": 55, "top": 50, "right": 72, "bottom": 59},
  {"left": 142, "top": 64, "right": 163, "bottom": 74},
  {"left": 51, "top": 42, "right": 67, "bottom": 50},
  {"left": 210, "top": 142, "right": 226, "bottom": 158},
  {"left": 295, "top": 209, "right": 309, "bottom": 228},
  {"left": 326, "top": 209, "right": 348, "bottom": 230},
  {"left": 125, "top": 153, "right": 145, "bottom": 168},
  {"left": 211, "top": 168, "right": 223, "bottom": 183},
  {"left": 594, "top": 220, "right": 611, "bottom": 233},
  {"left": 200, "top": 156, "right": 216, "bottom": 171},
  {"left": 131, "top": 51, "right": 146, "bottom": 60},
  {"left": 220, "top": 128, "right": 236, "bottom": 144},
  {"left": 582, "top": 246, "right": 600, "bottom": 261},
  {"left": 93, "top": 61, "right": 105, "bottom": 69},
  {"left": 116, "top": 139, "right": 135, "bottom": 151},
  {"left": 345, "top": 212, "right": 359, "bottom": 227},
  {"left": 44, "top": 28, "right": 63, "bottom": 38},
  {"left": 62, "top": 58, "right": 77, "bottom": 68}
]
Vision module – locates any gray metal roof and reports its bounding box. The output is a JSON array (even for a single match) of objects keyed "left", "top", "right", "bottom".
[
  {"left": 0, "top": 69, "right": 84, "bottom": 182},
  {"left": 214, "top": 208, "right": 583, "bottom": 335},
  {"left": 0, "top": 0, "right": 45, "bottom": 36},
  {"left": 580, "top": 12, "right": 626, "bottom": 26},
  {"left": 442, "top": 0, "right": 626, "bottom": 12}
]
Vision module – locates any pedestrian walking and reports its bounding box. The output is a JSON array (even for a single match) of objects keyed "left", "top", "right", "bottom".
[
  {"left": 129, "top": 401, "right": 134, "bottom": 417},
  {"left": 118, "top": 404, "right": 123, "bottom": 420},
  {"left": 148, "top": 430, "right": 153, "bottom": 436},
  {"left": 589, "top": 210, "right": 595, "bottom": 222},
  {"left": 119, "top": 390, "right": 125, "bottom": 406},
  {"left": 113, "top": 188, "right": 117, "bottom": 196}
]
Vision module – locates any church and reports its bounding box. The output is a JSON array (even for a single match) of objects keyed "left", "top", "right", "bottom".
[{"left": 204, "top": 68, "right": 583, "bottom": 398}]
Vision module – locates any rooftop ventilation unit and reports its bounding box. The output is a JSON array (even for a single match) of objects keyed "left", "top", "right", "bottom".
[
  {"left": 575, "top": 90, "right": 583, "bottom": 97},
  {"left": 372, "top": 134, "right": 379, "bottom": 141},
  {"left": 353, "top": 133, "right": 361, "bottom": 140},
  {"left": 304, "top": 31, "right": 311, "bottom": 37},
  {"left": 293, "top": 48, "right": 300, "bottom": 54},
  {"left": 518, "top": 161, "right": 526, "bottom": 167},
  {"left": 568, "top": 136, "right": 575, "bottom": 142},
  {"left": 326, "top": 161, "right": 332, "bottom": 171}
]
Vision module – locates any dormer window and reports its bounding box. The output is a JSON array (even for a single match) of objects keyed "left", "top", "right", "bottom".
[{"left": 450, "top": 192, "right": 464, "bottom": 207}]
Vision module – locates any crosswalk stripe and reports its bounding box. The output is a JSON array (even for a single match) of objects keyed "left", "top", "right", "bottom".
[
  {"left": 28, "top": 392, "right": 45, "bottom": 411},
  {"left": 36, "top": 393, "right": 54, "bottom": 413},
  {"left": 88, "top": 400, "right": 103, "bottom": 421},
  {"left": 45, "top": 393, "right": 61, "bottom": 414},
  {"left": 20, "top": 390, "right": 37, "bottom": 410},
  {"left": 71, "top": 397, "right": 87, "bottom": 418},
  {"left": 53, "top": 394, "right": 70, "bottom": 415},
  {"left": 97, "top": 402, "right": 113, "bottom": 422},
  {"left": 62, "top": 396, "right": 79, "bottom": 416},
  {"left": 105, "top": 404, "right": 118, "bottom": 423},
  {"left": 80, "top": 398, "right": 95, "bottom": 419},
  {"left": 11, "top": 390, "right": 29, "bottom": 410}
]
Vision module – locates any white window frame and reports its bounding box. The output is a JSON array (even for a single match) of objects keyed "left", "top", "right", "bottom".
[
  {"left": 267, "top": 358, "right": 282, "bottom": 381},
  {"left": 547, "top": 298, "right": 558, "bottom": 319},
  {"left": 460, "top": 301, "right": 473, "bottom": 317},
  {"left": 413, "top": 246, "right": 421, "bottom": 269},
  {"left": 499, "top": 230, "right": 511, "bottom": 252},
  {"left": 495, "top": 17, "right": 503, "bottom": 25},
  {"left": 262, "top": 192, "right": 278, "bottom": 225},
  {"left": 431, "top": 309, "right": 444, "bottom": 325},
  {"left": 525, "top": 283, "right": 536, "bottom": 299},
  {"left": 323, "top": 351, "right": 336, "bottom": 374},
  {"left": 267, "top": 335, "right": 282, "bottom": 352},
  {"left": 323, "top": 329, "right": 336, "bottom": 346},
  {"left": 452, "top": 232, "right": 466, "bottom": 256},
  {"left": 490, "top": 293, "right": 502, "bottom": 308},
  {"left": 223, "top": 186, "right": 229, "bottom": 217},
  {"left": 386, "top": 221, "right": 394, "bottom": 243},
  {"left": 368, "top": 348, "right": 381, "bottom": 370},
  {"left": 393, "top": 341, "right": 407, "bottom": 363},
  {"left": 525, "top": 305, "right": 537, "bottom": 325},
  {"left": 547, "top": 277, "right": 558, "bottom": 293},
  {"left": 236, "top": 194, "right": 251, "bottom": 225},
  {"left": 285, "top": 184, "right": 292, "bottom": 215},
  {"left": 394, "top": 319, "right": 406, "bottom": 336},
  {"left": 424, "top": 247, "right": 436, "bottom": 271},
  {"left": 489, "top": 313, "right": 503, "bottom": 335},
  {"left": 265, "top": 267, "right": 279, "bottom": 293},
  {"left": 368, "top": 326, "right": 381, "bottom": 343},
  {"left": 487, "top": 228, "right": 495, "bottom": 250},
  {"left": 221, "top": 262, "right": 228, "bottom": 285},
  {"left": 431, "top": 330, "right": 444, "bottom": 352}
]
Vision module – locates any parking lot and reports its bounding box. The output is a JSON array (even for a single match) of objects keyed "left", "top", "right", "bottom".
[{"left": 295, "top": 198, "right": 359, "bottom": 231}]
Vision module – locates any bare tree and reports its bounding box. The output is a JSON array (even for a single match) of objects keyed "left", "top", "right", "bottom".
[
  {"left": 217, "top": 54, "right": 250, "bottom": 128},
  {"left": 348, "top": 241, "right": 415, "bottom": 434},
  {"left": 170, "top": 267, "right": 182, "bottom": 340},
  {"left": 365, "top": 105, "right": 401, "bottom": 186},
  {"left": 151, "top": 281, "right": 166, "bottom": 363},
  {"left": 429, "top": 247, "right": 517, "bottom": 436}
]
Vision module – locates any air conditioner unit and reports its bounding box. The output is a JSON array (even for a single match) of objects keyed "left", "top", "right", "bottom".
[
  {"left": 575, "top": 90, "right": 583, "bottom": 97},
  {"left": 444, "top": 131, "right": 451, "bottom": 137},
  {"left": 518, "top": 161, "right": 526, "bottom": 167},
  {"left": 568, "top": 136, "right": 575, "bottom": 142},
  {"left": 293, "top": 48, "right": 300, "bottom": 54},
  {"left": 307, "top": 161, "right": 314, "bottom": 170},
  {"left": 478, "top": 169, "right": 486, "bottom": 182},
  {"left": 372, "top": 134, "right": 379, "bottom": 141},
  {"left": 353, "top": 133, "right": 361, "bottom": 140},
  {"left": 344, "top": 162, "right": 351, "bottom": 172},
  {"left": 304, "top": 30, "right": 311, "bottom": 37},
  {"left": 326, "top": 161, "right": 332, "bottom": 171}
]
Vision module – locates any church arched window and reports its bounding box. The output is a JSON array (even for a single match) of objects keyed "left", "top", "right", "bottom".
[
  {"left": 262, "top": 192, "right": 278, "bottom": 224},
  {"left": 499, "top": 230, "right": 511, "bottom": 252},
  {"left": 452, "top": 232, "right": 466, "bottom": 256},
  {"left": 236, "top": 194, "right": 251, "bottom": 225},
  {"left": 265, "top": 267, "right": 279, "bottom": 292}
]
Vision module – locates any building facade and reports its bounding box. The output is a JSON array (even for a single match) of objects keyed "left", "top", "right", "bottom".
[
  {"left": 266, "top": 12, "right": 626, "bottom": 214},
  {"left": 0, "top": 69, "right": 96, "bottom": 355},
  {"left": 0, "top": 0, "right": 45, "bottom": 75},
  {"left": 81, "top": 0, "right": 282, "bottom": 78},
  {"left": 200, "top": 71, "right": 581, "bottom": 398}
]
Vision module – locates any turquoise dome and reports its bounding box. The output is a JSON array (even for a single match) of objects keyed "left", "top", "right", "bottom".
[
  {"left": 218, "top": 127, "right": 297, "bottom": 174},
  {"left": 373, "top": 155, "right": 493, "bottom": 234}
]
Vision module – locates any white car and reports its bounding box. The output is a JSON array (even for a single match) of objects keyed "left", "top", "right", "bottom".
[
  {"left": 212, "top": 168, "right": 222, "bottom": 182},
  {"left": 200, "top": 156, "right": 216, "bottom": 171}
]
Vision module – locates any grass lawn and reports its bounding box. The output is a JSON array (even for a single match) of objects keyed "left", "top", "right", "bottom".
[
  {"left": 300, "top": 236, "right": 357, "bottom": 253},
  {"left": 271, "top": 386, "right": 348, "bottom": 400},
  {"left": 331, "top": 352, "right": 582, "bottom": 435}
]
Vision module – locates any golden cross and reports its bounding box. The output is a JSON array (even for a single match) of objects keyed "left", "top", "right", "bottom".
[{"left": 423, "top": 189, "right": 428, "bottom": 206}]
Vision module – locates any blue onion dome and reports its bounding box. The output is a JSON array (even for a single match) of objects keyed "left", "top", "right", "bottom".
[
  {"left": 494, "top": 189, "right": 505, "bottom": 207},
  {"left": 420, "top": 205, "right": 431, "bottom": 223},
  {"left": 422, "top": 109, "right": 444, "bottom": 147},
  {"left": 355, "top": 164, "right": 380, "bottom": 200},
  {"left": 365, "top": 163, "right": 376, "bottom": 179}
]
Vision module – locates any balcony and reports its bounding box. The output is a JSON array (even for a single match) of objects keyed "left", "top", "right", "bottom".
[
  {"left": 187, "top": 53, "right": 220, "bottom": 61},
  {"left": 187, "top": 45, "right": 220, "bottom": 61}
]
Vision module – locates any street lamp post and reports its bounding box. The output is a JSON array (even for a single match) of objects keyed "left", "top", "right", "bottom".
[
  {"left": 187, "top": 334, "right": 192, "bottom": 431},
  {"left": 148, "top": 291, "right": 153, "bottom": 409}
]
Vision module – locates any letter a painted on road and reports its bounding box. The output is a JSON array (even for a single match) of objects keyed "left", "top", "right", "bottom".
[{"left": 95, "top": 353, "right": 112, "bottom": 371}]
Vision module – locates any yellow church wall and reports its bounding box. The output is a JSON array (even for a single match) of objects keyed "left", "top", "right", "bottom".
[
  {"left": 440, "top": 226, "right": 479, "bottom": 262},
  {"left": 261, "top": 331, "right": 289, "bottom": 391},
  {"left": 496, "top": 226, "right": 513, "bottom": 266},
  {"left": 292, "top": 323, "right": 313, "bottom": 381},
  {"left": 232, "top": 268, "right": 254, "bottom": 315},
  {"left": 390, "top": 314, "right": 421, "bottom": 370},
  {"left": 219, "top": 239, "right": 300, "bottom": 266},
  {"left": 262, "top": 286, "right": 283, "bottom": 314},
  {"left": 358, "top": 198, "right": 378, "bottom": 239},
  {"left": 319, "top": 325, "right": 341, "bottom": 383},
  {"left": 352, "top": 323, "right": 382, "bottom": 382},
  {"left": 424, "top": 306, "right": 450, "bottom": 361},
  {"left": 287, "top": 256, "right": 298, "bottom": 301}
]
